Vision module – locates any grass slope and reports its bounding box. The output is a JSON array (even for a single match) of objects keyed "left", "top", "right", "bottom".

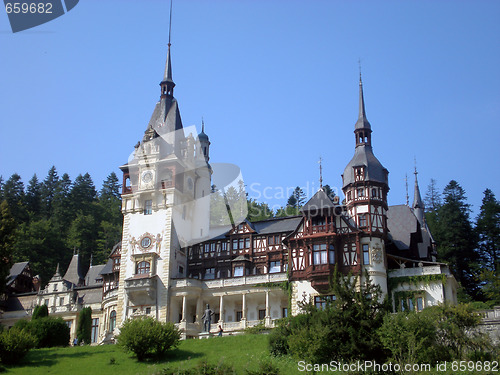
[{"left": 5, "top": 334, "right": 296, "bottom": 375}]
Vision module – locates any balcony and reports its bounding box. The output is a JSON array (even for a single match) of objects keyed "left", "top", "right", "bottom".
[{"left": 125, "top": 275, "right": 157, "bottom": 299}]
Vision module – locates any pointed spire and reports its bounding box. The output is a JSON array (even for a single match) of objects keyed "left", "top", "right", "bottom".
[
  {"left": 405, "top": 173, "right": 409, "bottom": 206},
  {"left": 55, "top": 263, "right": 60, "bottom": 276},
  {"left": 412, "top": 162, "right": 425, "bottom": 225},
  {"left": 318, "top": 156, "right": 323, "bottom": 189},
  {"left": 160, "top": 0, "right": 175, "bottom": 96},
  {"left": 355, "top": 75, "right": 371, "bottom": 130}
]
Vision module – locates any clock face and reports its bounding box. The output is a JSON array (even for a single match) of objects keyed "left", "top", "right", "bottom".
[
  {"left": 142, "top": 171, "right": 153, "bottom": 184},
  {"left": 140, "top": 236, "right": 152, "bottom": 250}
]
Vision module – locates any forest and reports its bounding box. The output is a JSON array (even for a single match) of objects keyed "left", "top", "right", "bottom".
[{"left": 0, "top": 168, "right": 498, "bottom": 307}]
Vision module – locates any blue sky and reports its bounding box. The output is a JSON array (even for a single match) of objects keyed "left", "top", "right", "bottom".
[{"left": 1, "top": 0, "right": 499, "bottom": 217}]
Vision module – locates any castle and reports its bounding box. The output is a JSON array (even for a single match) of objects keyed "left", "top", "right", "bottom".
[{"left": 0, "top": 39, "right": 457, "bottom": 342}]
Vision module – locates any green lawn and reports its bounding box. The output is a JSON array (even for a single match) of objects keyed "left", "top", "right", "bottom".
[
  {"left": 4, "top": 334, "right": 298, "bottom": 375},
  {"left": 4, "top": 334, "right": 496, "bottom": 374}
]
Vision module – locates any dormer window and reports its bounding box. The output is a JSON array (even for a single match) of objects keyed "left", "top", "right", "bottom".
[{"left": 354, "top": 167, "right": 365, "bottom": 181}]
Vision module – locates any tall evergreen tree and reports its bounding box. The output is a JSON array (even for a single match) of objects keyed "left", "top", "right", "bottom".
[
  {"left": 424, "top": 178, "right": 442, "bottom": 212},
  {"left": 476, "top": 189, "right": 500, "bottom": 273},
  {"left": 52, "top": 173, "right": 73, "bottom": 229},
  {"left": 323, "top": 184, "right": 336, "bottom": 202},
  {"left": 3, "top": 173, "right": 27, "bottom": 223},
  {"left": 70, "top": 173, "right": 97, "bottom": 215},
  {"left": 41, "top": 166, "right": 59, "bottom": 218},
  {"left": 287, "top": 186, "right": 306, "bottom": 208},
  {"left": 25, "top": 174, "right": 42, "bottom": 219},
  {"left": 476, "top": 189, "right": 500, "bottom": 305},
  {"left": 0, "top": 200, "right": 16, "bottom": 293},
  {"left": 0, "top": 176, "right": 4, "bottom": 201},
  {"left": 430, "top": 180, "right": 480, "bottom": 300},
  {"left": 247, "top": 199, "right": 274, "bottom": 222}
]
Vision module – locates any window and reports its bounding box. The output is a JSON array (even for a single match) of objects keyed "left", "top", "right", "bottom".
[
  {"left": 314, "top": 295, "right": 336, "bottom": 310},
  {"left": 269, "top": 261, "right": 281, "bottom": 273},
  {"left": 53, "top": 284, "right": 58, "bottom": 292},
  {"left": 234, "top": 266, "right": 244, "bottom": 277},
  {"left": 60, "top": 297, "right": 65, "bottom": 306},
  {"left": 91, "top": 318, "right": 99, "bottom": 343},
  {"left": 372, "top": 188, "right": 378, "bottom": 198},
  {"left": 204, "top": 244, "right": 210, "bottom": 253},
  {"left": 313, "top": 244, "right": 328, "bottom": 265},
  {"left": 204, "top": 268, "right": 215, "bottom": 280},
  {"left": 282, "top": 308, "right": 288, "bottom": 318},
  {"left": 44, "top": 299, "right": 49, "bottom": 306},
  {"left": 358, "top": 214, "right": 367, "bottom": 227},
  {"left": 221, "top": 242, "right": 228, "bottom": 252},
  {"left": 136, "top": 261, "right": 150, "bottom": 274},
  {"left": 178, "top": 265, "right": 184, "bottom": 275},
  {"left": 65, "top": 320, "right": 72, "bottom": 330},
  {"left": 343, "top": 243, "right": 358, "bottom": 266},
  {"left": 109, "top": 311, "right": 116, "bottom": 332},
  {"left": 258, "top": 309, "right": 266, "bottom": 320},
  {"left": 113, "top": 257, "right": 120, "bottom": 271},
  {"left": 329, "top": 244, "right": 335, "bottom": 264},
  {"left": 145, "top": 307, "right": 151, "bottom": 315},
  {"left": 268, "top": 235, "right": 279, "bottom": 245},
  {"left": 245, "top": 238, "right": 250, "bottom": 248},
  {"left": 232, "top": 239, "right": 238, "bottom": 250},
  {"left": 347, "top": 191, "right": 352, "bottom": 201},
  {"left": 363, "top": 244, "right": 370, "bottom": 265},
  {"left": 312, "top": 217, "right": 326, "bottom": 228},
  {"left": 144, "top": 200, "right": 152, "bottom": 215},
  {"left": 210, "top": 243, "right": 216, "bottom": 252},
  {"left": 236, "top": 311, "right": 243, "bottom": 321},
  {"left": 416, "top": 297, "right": 424, "bottom": 311},
  {"left": 357, "top": 188, "right": 365, "bottom": 198}
]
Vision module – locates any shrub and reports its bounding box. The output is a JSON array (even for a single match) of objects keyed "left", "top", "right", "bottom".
[
  {"left": 28, "top": 316, "right": 70, "bottom": 348},
  {"left": 117, "top": 317, "right": 180, "bottom": 361},
  {"left": 31, "top": 304, "right": 49, "bottom": 320},
  {"left": 0, "top": 327, "right": 36, "bottom": 364},
  {"left": 269, "top": 269, "right": 389, "bottom": 363},
  {"left": 76, "top": 306, "right": 92, "bottom": 345}
]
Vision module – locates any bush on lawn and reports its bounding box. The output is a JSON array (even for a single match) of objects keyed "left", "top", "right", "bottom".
[
  {"left": 31, "top": 304, "right": 49, "bottom": 320},
  {"left": 0, "top": 327, "right": 36, "bottom": 364},
  {"left": 14, "top": 317, "right": 70, "bottom": 348},
  {"left": 76, "top": 306, "right": 92, "bottom": 345},
  {"left": 117, "top": 317, "right": 180, "bottom": 361}
]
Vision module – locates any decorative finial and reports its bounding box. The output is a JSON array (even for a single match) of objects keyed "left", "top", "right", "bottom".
[
  {"left": 405, "top": 174, "right": 409, "bottom": 206},
  {"left": 414, "top": 156, "right": 418, "bottom": 176},
  {"left": 318, "top": 156, "right": 323, "bottom": 188},
  {"left": 202, "top": 116, "right": 205, "bottom": 133},
  {"left": 168, "top": 0, "right": 173, "bottom": 48},
  {"left": 358, "top": 58, "right": 362, "bottom": 81}
]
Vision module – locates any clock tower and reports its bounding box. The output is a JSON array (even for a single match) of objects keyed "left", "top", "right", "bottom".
[{"left": 116, "top": 39, "right": 211, "bottom": 324}]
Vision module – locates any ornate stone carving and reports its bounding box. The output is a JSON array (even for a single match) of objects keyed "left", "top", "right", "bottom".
[{"left": 371, "top": 244, "right": 383, "bottom": 264}]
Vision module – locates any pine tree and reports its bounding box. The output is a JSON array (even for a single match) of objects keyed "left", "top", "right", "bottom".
[
  {"left": 424, "top": 178, "right": 442, "bottom": 212},
  {"left": 41, "top": 166, "right": 59, "bottom": 218},
  {"left": 431, "top": 180, "right": 480, "bottom": 300},
  {"left": 476, "top": 189, "right": 500, "bottom": 305},
  {"left": 3, "top": 173, "right": 27, "bottom": 223},
  {"left": 247, "top": 199, "right": 274, "bottom": 222},
  {"left": 70, "top": 173, "right": 97, "bottom": 215},
  {"left": 287, "top": 186, "right": 306, "bottom": 208},
  {"left": 323, "top": 184, "right": 336, "bottom": 202},
  {"left": 0, "top": 176, "right": 4, "bottom": 201},
  {"left": 476, "top": 189, "right": 500, "bottom": 273},
  {"left": 52, "top": 173, "right": 73, "bottom": 229},
  {"left": 25, "top": 174, "right": 42, "bottom": 219},
  {"left": 0, "top": 200, "right": 16, "bottom": 293}
]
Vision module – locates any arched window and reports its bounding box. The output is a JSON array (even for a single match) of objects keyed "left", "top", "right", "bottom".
[
  {"left": 109, "top": 310, "right": 116, "bottom": 332},
  {"left": 136, "top": 261, "right": 150, "bottom": 274}
]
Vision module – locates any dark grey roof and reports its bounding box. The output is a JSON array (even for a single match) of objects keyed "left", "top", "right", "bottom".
[
  {"left": 300, "top": 189, "right": 335, "bottom": 214},
  {"left": 252, "top": 216, "right": 302, "bottom": 234},
  {"left": 99, "top": 259, "right": 114, "bottom": 275},
  {"left": 342, "top": 144, "right": 388, "bottom": 188},
  {"left": 63, "top": 254, "right": 85, "bottom": 287},
  {"left": 387, "top": 205, "right": 417, "bottom": 250},
  {"left": 7, "top": 262, "right": 29, "bottom": 286},
  {"left": 85, "top": 265, "right": 105, "bottom": 286}
]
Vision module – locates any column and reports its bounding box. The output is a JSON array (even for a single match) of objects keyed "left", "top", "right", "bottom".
[
  {"left": 219, "top": 295, "right": 224, "bottom": 323},
  {"left": 195, "top": 296, "right": 203, "bottom": 324},
  {"left": 241, "top": 293, "right": 247, "bottom": 329},
  {"left": 265, "top": 290, "right": 272, "bottom": 327},
  {"left": 181, "top": 295, "right": 187, "bottom": 322}
]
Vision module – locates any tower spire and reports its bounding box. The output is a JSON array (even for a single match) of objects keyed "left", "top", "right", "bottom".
[
  {"left": 354, "top": 75, "right": 372, "bottom": 147},
  {"left": 412, "top": 160, "right": 425, "bottom": 224},
  {"left": 161, "top": 0, "right": 175, "bottom": 96},
  {"left": 318, "top": 156, "right": 323, "bottom": 188},
  {"left": 405, "top": 173, "right": 409, "bottom": 206}
]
